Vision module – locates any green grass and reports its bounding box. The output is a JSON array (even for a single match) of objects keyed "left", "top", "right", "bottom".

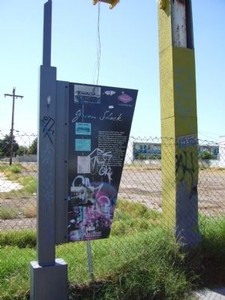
[
  {"left": 111, "top": 200, "right": 162, "bottom": 236},
  {"left": 0, "top": 207, "right": 18, "bottom": 219},
  {"left": 198, "top": 215, "right": 225, "bottom": 286},
  {"left": 0, "top": 230, "right": 36, "bottom": 248},
  {"left": 0, "top": 246, "right": 35, "bottom": 299},
  {"left": 68, "top": 230, "right": 193, "bottom": 300},
  {"left": 0, "top": 201, "right": 225, "bottom": 299},
  {"left": 0, "top": 229, "right": 193, "bottom": 300},
  {"left": 3, "top": 164, "right": 23, "bottom": 178},
  {"left": 0, "top": 164, "right": 10, "bottom": 172},
  {"left": 17, "top": 176, "right": 37, "bottom": 195}
]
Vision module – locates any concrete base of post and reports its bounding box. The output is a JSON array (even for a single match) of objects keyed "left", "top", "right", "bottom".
[{"left": 30, "top": 258, "right": 68, "bottom": 300}]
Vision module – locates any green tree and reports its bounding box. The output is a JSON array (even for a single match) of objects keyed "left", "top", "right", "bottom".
[
  {"left": 200, "top": 151, "right": 213, "bottom": 160},
  {"left": 17, "top": 145, "right": 29, "bottom": 156},
  {"left": 0, "top": 134, "right": 19, "bottom": 158},
  {"left": 28, "top": 137, "right": 37, "bottom": 154},
  {"left": 0, "top": 139, "right": 4, "bottom": 158}
]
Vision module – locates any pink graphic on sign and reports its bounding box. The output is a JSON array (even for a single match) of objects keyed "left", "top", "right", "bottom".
[{"left": 118, "top": 92, "right": 133, "bottom": 104}]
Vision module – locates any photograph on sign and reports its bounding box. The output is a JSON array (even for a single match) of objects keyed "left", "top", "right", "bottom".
[
  {"left": 76, "top": 122, "right": 92, "bottom": 135},
  {"left": 77, "top": 156, "right": 91, "bottom": 174},
  {"left": 74, "top": 84, "right": 101, "bottom": 104},
  {"left": 75, "top": 139, "right": 91, "bottom": 152},
  {"left": 68, "top": 83, "right": 138, "bottom": 242}
]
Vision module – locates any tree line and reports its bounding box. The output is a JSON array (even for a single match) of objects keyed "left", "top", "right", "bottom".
[{"left": 0, "top": 134, "right": 37, "bottom": 158}]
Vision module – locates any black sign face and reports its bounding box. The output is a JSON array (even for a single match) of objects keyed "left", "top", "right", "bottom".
[{"left": 68, "top": 83, "right": 138, "bottom": 241}]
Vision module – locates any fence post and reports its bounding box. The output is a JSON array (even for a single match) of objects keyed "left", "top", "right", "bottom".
[{"left": 157, "top": 0, "right": 201, "bottom": 247}]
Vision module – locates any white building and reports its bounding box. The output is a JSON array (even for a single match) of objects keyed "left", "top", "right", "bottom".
[{"left": 219, "top": 136, "right": 225, "bottom": 168}]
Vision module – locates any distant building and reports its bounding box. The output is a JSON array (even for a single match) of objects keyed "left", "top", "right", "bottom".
[
  {"left": 133, "top": 142, "right": 161, "bottom": 160},
  {"left": 219, "top": 136, "right": 225, "bottom": 168},
  {"left": 129, "top": 141, "right": 219, "bottom": 161}
]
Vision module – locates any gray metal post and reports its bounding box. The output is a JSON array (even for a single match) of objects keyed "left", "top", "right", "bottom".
[
  {"left": 37, "top": 65, "right": 57, "bottom": 266},
  {"left": 43, "top": 0, "right": 52, "bottom": 67},
  {"left": 30, "top": 1, "right": 67, "bottom": 299}
]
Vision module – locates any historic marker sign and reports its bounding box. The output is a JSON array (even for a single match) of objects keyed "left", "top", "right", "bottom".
[{"left": 68, "top": 83, "right": 138, "bottom": 241}]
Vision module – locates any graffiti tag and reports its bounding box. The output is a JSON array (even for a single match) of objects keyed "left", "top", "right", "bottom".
[
  {"left": 176, "top": 150, "right": 196, "bottom": 188},
  {"left": 41, "top": 116, "right": 55, "bottom": 144},
  {"left": 89, "top": 148, "right": 113, "bottom": 183}
]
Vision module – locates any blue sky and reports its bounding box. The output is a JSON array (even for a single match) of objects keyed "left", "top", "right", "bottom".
[{"left": 0, "top": 0, "right": 224, "bottom": 141}]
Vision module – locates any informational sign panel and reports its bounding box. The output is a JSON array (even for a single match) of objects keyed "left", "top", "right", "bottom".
[{"left": 68, "top": 83, "right": 138, "bottom": 241}]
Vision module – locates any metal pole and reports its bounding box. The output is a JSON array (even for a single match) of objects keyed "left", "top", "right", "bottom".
[
  {"left": 43, "top": 0, "right": 52, "bottom": 66},
  {"left": 37, "top": 0, "right": 56, "bottom": 268},
  {"left": 87, "top": 241, "right": 95, "bottom": 282},
  {"left": 30, "top": 1, "right": 67, "bottom": 299},
  {"left": 4, "top": 88, "right": 23, "bottom": 165}
]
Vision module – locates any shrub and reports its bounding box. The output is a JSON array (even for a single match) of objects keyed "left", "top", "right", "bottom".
[
  {"left": 0, "top": 207, "right": 17, "bottom": 220},
  {"left": 200, "top": 151, "right": 213, "bottom": 160},
  {"left": 9, "top": 164, "right": 22, "bottom": 174}
]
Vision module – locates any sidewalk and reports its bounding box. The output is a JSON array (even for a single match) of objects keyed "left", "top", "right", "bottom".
[{"left": 192, "top": 287, "right": 225, "bottom": 299}]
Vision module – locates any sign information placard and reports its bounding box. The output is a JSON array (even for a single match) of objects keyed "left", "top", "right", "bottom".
[{"left": 68, "top": 83, "right": 138, "bottom": 241}]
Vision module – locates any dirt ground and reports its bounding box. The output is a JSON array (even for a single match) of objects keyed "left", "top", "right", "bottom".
[
  {"left": 0, "top": 168, "right": 225, "bottom": 231},
  {"left": 119, "top": 168, "right": 225, "bottom": 216}
]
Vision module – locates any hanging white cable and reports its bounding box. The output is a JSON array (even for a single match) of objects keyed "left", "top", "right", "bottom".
[
  {"left": 87, "top": 4, "right": 102, "bottom": 280},
  {"left": 93, "top": 2, "right": 102, "bottom": 85}
]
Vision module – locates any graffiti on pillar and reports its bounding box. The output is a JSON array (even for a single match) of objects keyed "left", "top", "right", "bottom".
[
  {"left": 176, "top": 151, "right": 195, "bottom": 183},
  {"left": 41, "top": 116, "right": 55, "bottom": 144},
  {"left": 39, "top": 115, "right": 55, "bottom": 243},
  {"left": 176, "top": 135, "right": 198, "bottom": 199}
]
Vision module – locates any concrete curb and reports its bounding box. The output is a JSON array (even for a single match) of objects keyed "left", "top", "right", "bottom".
[{"left": 192, "top": 288, "right": 225, "bottom": 299}]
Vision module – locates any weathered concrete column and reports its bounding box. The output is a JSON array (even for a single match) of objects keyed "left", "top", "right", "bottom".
[{"left": 157, "top": 0, "right": 201, "bottom": 247}]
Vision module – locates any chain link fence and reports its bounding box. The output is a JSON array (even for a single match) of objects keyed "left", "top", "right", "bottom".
[
  {"left": 0, "top": 132, "right": 37, "bottom": 232},
  {"left": 0, "top": 131, "right": 225, "bottom": 298}
]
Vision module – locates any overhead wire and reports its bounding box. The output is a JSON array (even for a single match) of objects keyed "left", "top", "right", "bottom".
[{"left": 93, "top": 2, "right": 101, "bottom": 85}]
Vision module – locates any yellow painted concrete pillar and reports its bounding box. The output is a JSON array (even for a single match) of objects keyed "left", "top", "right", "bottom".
[{"left": 157, "top": 0, "right": 201, "bottom": 247}]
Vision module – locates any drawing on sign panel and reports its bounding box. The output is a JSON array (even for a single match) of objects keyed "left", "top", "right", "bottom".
[
  {"left": 89, "top": 148, "right": 113, "bottom": 183},
  {"left": 70, "top": 176, "right": 95, "bottom": 206},
  {"left": 68, "top": 175, "right": 117, "bottom": 241}
]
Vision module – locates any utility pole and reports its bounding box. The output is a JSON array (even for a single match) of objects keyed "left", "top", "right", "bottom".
[{"left": 4, "top": 88, "right": 23, "bottom": 165}]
